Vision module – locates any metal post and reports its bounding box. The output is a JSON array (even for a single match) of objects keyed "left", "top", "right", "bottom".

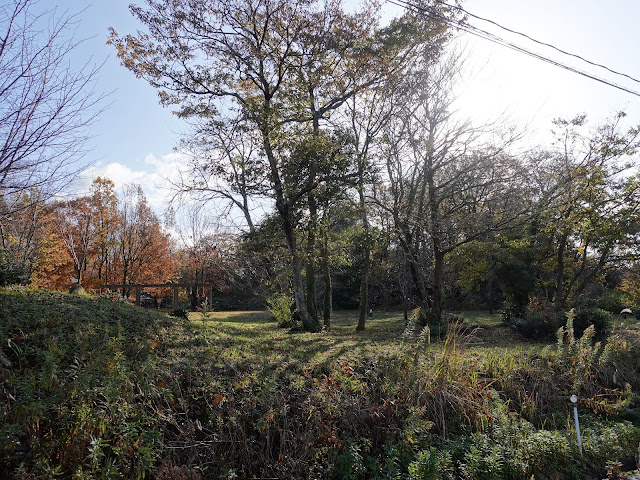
[{"left": 570, "top": 395, "right": 583, "bottom": 457}]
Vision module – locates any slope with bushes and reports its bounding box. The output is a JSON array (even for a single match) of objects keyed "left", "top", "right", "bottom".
[{"left": 1, "top": 289, "right": 640, "bottom": 479}]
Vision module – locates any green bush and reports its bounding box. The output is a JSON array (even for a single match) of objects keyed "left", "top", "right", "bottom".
[
  {"left": 331, "top": 439, "right": 367, "bottom": 479},
  {"left": 573, "top": 308, "right": 613, "bottom": 337},
  {"left": 599, "top": 329, "right": 640, "bottom": 390},
  {"left": 0, "top": 249, "right": 28, "bottom": 286},
  {"left": 582, "top": 420, "right": 640, "bottom": 466},
  {"left": 585, "top": 291, "right": 626, "bottom": 315},
  {"left": 409, "top": 307, "right": 430, "bottom": 327},
  {"left": 265, "top": 292, "right": 293, "bottom": 328},
  {"left": 170, "top": 307, "right": 189, "bottom": 319},
  {"left": 508, "top": 308, "right": 564, "bottom": 339},
  {"left": 453, "top": 396, "right": 640, "bottom": 480},
  {"left": 406, "top": 307, "right": 449, "bottom": 336},
  {"left": 408, "top": 448, "right": 453, "bottom": 480}
]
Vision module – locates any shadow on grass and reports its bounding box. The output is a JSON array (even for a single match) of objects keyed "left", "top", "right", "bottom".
[
  {"left": 166, "top": 309, "right": 547, "bottom": 380},
  {"left": 167, "top": 311, "right": 410, "bottom": 376}
]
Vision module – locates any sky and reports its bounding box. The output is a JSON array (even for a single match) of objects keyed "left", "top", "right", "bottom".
[
  {"left": 55, "top": 0, "right": 640, "bottom": 218},
  {"left": 451, "top": 0, "right": 640, "bottom": 135}
]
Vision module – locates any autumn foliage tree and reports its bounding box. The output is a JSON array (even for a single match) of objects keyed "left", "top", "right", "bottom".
[
  {"left": 26, "top": 179, "right": 177, "bottom": 294},
  {"left": 114, "top": 184, "right": 176, "bottom": 296},
  {"left": 51, "top": 197, "right": 96, "bottom": 288},
  {"left": 90, "top": 177, "right": 119, "bottom": 286}
]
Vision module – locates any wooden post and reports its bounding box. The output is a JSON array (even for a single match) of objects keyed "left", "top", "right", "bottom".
[
  {"left": 208, "top": 285, "right": 213, "bottom": 309},
  {"left": 172, "top": 286, "right": 179, "bottom": 309},
  {"left": 135, "top": 286, "right": 141, "bottom": 306},
  {"left": 190, "top": 285, "right": 197, "bottom": 311}
]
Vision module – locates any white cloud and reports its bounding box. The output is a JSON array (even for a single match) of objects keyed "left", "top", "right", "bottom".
[
  {"left": 70, "top": 151, "right": 191, "bottom": 217},
  {"left": 67, "top": 150, "right": 268, "bottom": 232}
]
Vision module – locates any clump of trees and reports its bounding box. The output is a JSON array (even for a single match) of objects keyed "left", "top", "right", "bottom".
[
  {"left": 109, "top": 0, "right": 461, "bottom": 330},
  {"left": 0, "top": 0, "right": 104, "bottom": 286},
  {"left": 0, "top": 178, "right": 176, "bottom": 292},
  {"left": 1, "top": 176, "right": 237, "bottom": 303},
  {"left": 108, "top": 0, "right": 640, "bottom": 331}
]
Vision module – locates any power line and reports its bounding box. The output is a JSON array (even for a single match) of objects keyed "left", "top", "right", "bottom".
[
  {"left": 387, "top": 0, "right": 640, "bottom": 98},
  {"left": 431, "top": 0, "right": 640, "bottom": 86}
]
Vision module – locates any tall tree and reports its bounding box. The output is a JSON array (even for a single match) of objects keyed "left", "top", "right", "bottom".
[
  {"left": 172, "top": 204, "right": 232, "bottom": 292},
  {"left": 109, "top": 0, "right": 454, "bottom": 331},
  {"left": 344, "top": 73, "right": 397, "bottom": 330},
  {"left": 49, "top": 178, "right": 119, "bottom": 290},
  {"left": 380, "top": 53, "right": 526, "bottom": 323},
  {"left": 533, "top": 114, "right": 640, "bottom": 309},
  {"left": 52, "top": 196, "right": 96, "bottom": 288},
  {"left": 0, "top": 189, "right": 46, "bottom": 284},
  {"left": 90, "top": 177, "right": 119, "bottom": 286},
  {"left": 173, "top": 115, "right": 266, "bottom": 233},
  {"left": 115, "top": 184, "right": 176, "bottom": 296}
]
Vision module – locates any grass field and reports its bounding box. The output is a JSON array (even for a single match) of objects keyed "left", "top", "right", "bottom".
[{"left": 1, "top": 289, "right": 640, "bottom": 479}]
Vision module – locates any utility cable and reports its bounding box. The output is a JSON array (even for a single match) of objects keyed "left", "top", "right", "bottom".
[
  {"left": 387, "top": 0, "right": 640, "bottom": 98},
  {"left": 429, "top": 0, "right": 640, "bottom": 86}
]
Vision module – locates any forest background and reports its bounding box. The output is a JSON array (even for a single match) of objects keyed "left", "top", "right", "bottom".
[{"left": 1, "top": 0, "right": 640, "bottom": 334}]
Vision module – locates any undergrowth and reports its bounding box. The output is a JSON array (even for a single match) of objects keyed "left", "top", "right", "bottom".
[{"left": 1, "top": 288, "right": 639, "bottom": 479}]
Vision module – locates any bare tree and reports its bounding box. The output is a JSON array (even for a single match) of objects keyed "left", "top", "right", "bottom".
[
  {"left": 0, "top": 0, "right": 103, "bottom": 211},
  {"left": 171, "top": 115, "right": 268, "bottom": 233},
  {"left": 0, "top": 188, "right": 45, "bottom": 283},
  {"left": 380, "top": 52, "right": 528, "bottom": 323}
]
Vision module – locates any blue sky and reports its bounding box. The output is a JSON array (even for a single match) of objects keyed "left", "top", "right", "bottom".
[
  {"left": 57, "top": 0, "right": 183, "bottom": 205},
  {"left": 56, "top": 0, "right": 640, "bottom": 213}
]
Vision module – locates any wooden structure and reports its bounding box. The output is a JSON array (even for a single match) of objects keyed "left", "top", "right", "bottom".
[{"left": 100, "top": 283, "right": 215, "bottom": 309}]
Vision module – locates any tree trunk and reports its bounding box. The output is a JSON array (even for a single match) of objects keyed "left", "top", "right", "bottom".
[
  {"left": 432, "top": 249, "right": 445, "bottom": 323},
  {"left": 426, "top": 154, "right": 442, "bottom": 323},
  {"left": 554, "top": 231, "right": 568, "bottom": 310},
  {"left": 321, "top": 234, "right": 332, "bottom": 328},
  {"left": 282, "top": 211, "right": 319, "bottom": 332},
  {"left": 305, "top": 192, "right": 319, "bottom": 323},
  {"left": 566, "top": 247, "right": 610, "bottom": 307},
  {"left": 263, "top": 122, "right": 318, "bottom": 332},
  {"left": 356, "top": 186, "right": 370, "bottom": 332},
  {"left": 76, "top": 266, "right": 83, "bottom": 288},
  {"left": 356, "top": 246, "right": 370, "bottom": 331},
  {"left": 395, "top": 225, "right": 430, "bottom": 310}
]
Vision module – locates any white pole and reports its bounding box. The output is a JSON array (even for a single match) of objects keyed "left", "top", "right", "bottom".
[{"left": 570, "top": 395, "right": 583, "bottom": 457}]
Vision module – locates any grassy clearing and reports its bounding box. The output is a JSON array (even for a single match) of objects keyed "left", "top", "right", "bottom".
[
  {"left": 450, "top": 310, "right": 502, "bottom": 326},
  {"left": 1, "top": 289, "right": 640, "bottom": 479}
]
